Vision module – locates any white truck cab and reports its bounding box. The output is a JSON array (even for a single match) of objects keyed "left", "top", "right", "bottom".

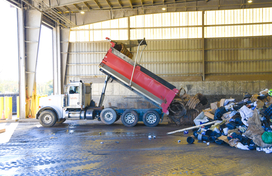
[
  {"left": 65, "top": 81, "right": 92, "bottom": 109},
  {"left": 36, "top": 81, "right": 95, "bottom": 127}
]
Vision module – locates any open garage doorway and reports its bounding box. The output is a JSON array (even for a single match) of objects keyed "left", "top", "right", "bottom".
[
  {"left": 0, "top": 1, "right": 18, "bottom": 93},
  {"left": 0, "top": 1, "right": 19, "bottom": 117},
  {"left": 36, "top": 25, "right": 53, "bottom": 96}
]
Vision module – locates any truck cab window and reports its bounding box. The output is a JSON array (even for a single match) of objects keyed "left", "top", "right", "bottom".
[
  {"left": 86, "top": 86, "right": 91, "bottom": 94},
  {"left": 69, "top": 86, "right": 80, "bottom": 94}
]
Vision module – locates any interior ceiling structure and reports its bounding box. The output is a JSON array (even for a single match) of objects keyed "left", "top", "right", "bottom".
[{"left": 8, "top": 0, "right": 272, "bottom": 27}]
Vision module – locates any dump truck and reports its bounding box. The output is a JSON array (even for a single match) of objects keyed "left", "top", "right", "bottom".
[{"left": 36, "top": 38, "right": 189, "bottom": 127}]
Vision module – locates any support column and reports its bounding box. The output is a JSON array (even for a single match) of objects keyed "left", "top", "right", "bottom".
[
  {"left": 17, "top": 8, "right": 26, "bottom": 119},
  {"left": 24, "top": 9, "right": 42, "bottom": 118},
  {"left": 128, "top": 17, "right": 131, "bottom": 51},
  {"left": 202, "top": 11, "right": 205, "bottom": 81},
  {"left": 60, "top": 28, "right": 70, "bottom": 93},
  {"left": 53, "top": 24, "right": 61, "bottom": 95}
]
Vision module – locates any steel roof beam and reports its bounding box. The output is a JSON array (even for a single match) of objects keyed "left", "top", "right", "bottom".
[
  {"left": 105, "top": 0, "right": 112, "bottom": 8},
  {"left": 83, "top": 2, "right": 92, "bottom": 10},
  {"left": 93, "top": 0, "right": 102, "bottom": 9},
  {"left": 73, "top": 4, "right": 81, "bottom": 10},
  {"left": 117, "top": 0, "right": 123, "bottom": 8},
  {"left": 63, "top": 6, "right": 71, "bottom": 12},
  {"left": 56, "top": 7, "right": 63, "bottom": 13},
  {"left": 44, "top": 0, "right": 272, "bottom": 9},
  {"left": 128, "top": 0, "right": 133, "bottom": 8}
]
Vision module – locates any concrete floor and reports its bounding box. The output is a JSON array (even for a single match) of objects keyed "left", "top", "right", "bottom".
[{"left": 0, "top": 119, "right": 271, "bottom": 176}]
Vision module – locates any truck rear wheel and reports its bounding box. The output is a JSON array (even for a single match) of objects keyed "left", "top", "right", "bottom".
[
  {"left": 100, "top": 108, "right": 117, "bottom": 125},
  {"left": 121, "top": 110, "right": 138, "bottom": 127},
  {"left": 143, "top": 110, "right": 160, "bottom": 127},
  {"left": 39, "top": 110, "right": 57, "bottom": 127}
]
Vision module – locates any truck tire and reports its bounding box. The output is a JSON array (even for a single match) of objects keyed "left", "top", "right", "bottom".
[
  {"left": 39, "top": 110, "right": 57, "bottom": 127},
  {"left": 100, "top": 108, "right": 117, "bottom": 125},
  {"left": 115, "top": 115, "right": 121, "bottom": 122},
  {"left": 121, "top": 110, "right": 138, "bottom": 127},
  {"left": 108, "top": 106, "right": 120, "bottom": 122},
  {"left": 143, "top": 110, "right": 160, "bottom": 127}
]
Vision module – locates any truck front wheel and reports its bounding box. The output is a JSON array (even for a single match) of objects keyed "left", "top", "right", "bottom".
[
  {"left": 100, "top": 108, "right": 117, "bottom": 125},
  {"left": 39, "top": 110, "right": 57, "bottom": 127},
  {"left": 143, "top": 110, "right": 160, "bottom": 127},
  {"left": 121, "top": 110, "right": 138, "bottom": 127}
]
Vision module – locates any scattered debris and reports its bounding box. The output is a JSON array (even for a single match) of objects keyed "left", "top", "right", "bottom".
[
  {"left": 0, "top": 128, "right": 5, "bottom": 133},
  {"left": 0, "top": 120, "right": 6, "bottom": 123},
  {"left": 167, "top": 121, "right": 219, "bottom": 135},
  {"left": 187, "top": 136, "right": 194, "bottom": 144},
  {"left": 168, "top": 88, "right": 272, "bottom": 154}
]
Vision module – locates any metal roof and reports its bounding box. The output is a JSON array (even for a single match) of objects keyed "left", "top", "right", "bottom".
[{"left": 7, "top": 0, "right": 272, "bottom": 28}]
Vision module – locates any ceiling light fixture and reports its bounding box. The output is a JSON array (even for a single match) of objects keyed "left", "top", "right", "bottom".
[
  {"left": 80, "top": 5, "right": 85, "bottom": 14},
  {"left": 162, "top": 7, "right": 166, "bottom": 11},
  {"left": 248, "top": 0, "right": 252, "bottom": 3}
]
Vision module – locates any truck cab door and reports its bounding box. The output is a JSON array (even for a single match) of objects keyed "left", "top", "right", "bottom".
[{"left": 67, "top": 84, "right": 82, "bottom": 108}]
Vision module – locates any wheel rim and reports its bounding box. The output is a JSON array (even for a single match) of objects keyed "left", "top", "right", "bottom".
[
  {"left": 104, "top": 112, "right": 114, "bottom": 121},
  {"left": 43, "top": 114, "right": 52, "bottom": 124},
  {"left": 124, "top": 113, "right": 135, "bottom": 124},
  {"left": 146, "top": 113, "right": 157, "bottom": 124}
]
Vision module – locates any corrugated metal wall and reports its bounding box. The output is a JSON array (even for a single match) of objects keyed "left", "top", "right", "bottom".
[
  {"left": 66, "top": 8, "right": 272, "bottom": 101},
  {"left": 205, "top": 36, "right": 272, "bottom": 76},
  {"left": 67, "top": 36, "right": 272, "bottom": 83},
  {"left": 66, "top": 42, "right": 109, "bottom": 84},
  {"left": 66, "top": 38, "right": 203, "bottom": 84},
  {"left": 131, "top": 39, "right": 202, "bottom": 77}
]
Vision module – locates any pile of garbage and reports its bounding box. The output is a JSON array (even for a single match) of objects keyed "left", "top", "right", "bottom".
[
  {"left": 169, "top": 89, "right": 272, "bottom": 154},
  {"left": 168, "top": 87, "right": 208, "bottom": 125}
]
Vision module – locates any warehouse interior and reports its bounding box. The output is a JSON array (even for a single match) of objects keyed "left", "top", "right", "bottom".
[
  {"left": 1, "top": 0, "right": 272, "bottom": 175},
  {"left": 5, "top": 0, "right": 271, "bottom": 119}
]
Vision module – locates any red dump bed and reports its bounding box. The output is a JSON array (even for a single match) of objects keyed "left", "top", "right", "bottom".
[{"left": 99, "top": 41, "right": 179, "bottom": 114}]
